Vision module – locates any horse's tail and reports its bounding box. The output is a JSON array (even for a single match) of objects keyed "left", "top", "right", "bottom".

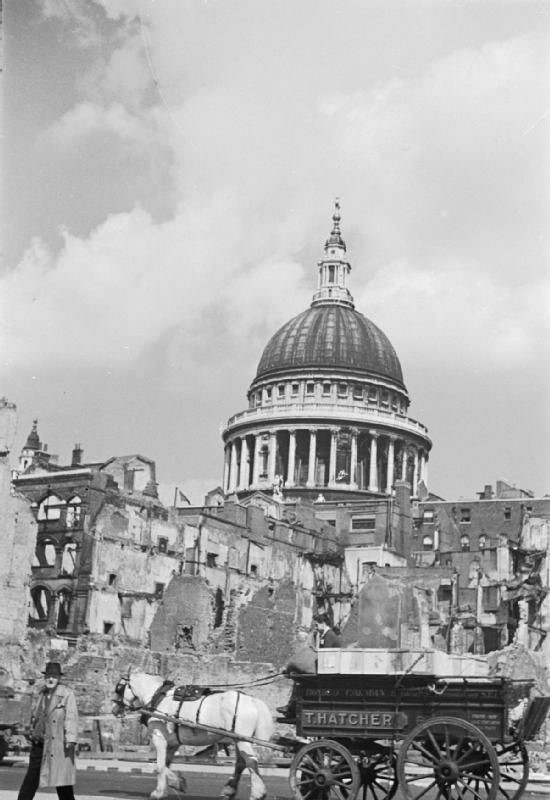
[{"left": 253, "top": 697, "right": 275, "bottom": 743}]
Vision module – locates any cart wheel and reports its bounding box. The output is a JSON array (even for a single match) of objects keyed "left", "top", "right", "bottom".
[
  {"left": 493, "top": 741, "right": 529, "bottom": 800},
  {"left": 359, "top": 744, "right": 397, "bottom": 800},
  {"left": 396, "top": 716, "right": 500, "bottom": 800},
  {"left": 290, "top": 739, "right": 361, "bottom": 800}
]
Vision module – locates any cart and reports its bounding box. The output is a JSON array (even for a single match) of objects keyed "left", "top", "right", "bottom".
[
  {"left": 0, "top": 685, "right": 32, "bottom": 762},
  {"left": 287, "top": 670, "right": 550, "bottom": 800}
]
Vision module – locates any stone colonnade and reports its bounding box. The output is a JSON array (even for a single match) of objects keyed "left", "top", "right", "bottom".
[{"left": 223, "top": 427, "right": 428, "bottom": 497}]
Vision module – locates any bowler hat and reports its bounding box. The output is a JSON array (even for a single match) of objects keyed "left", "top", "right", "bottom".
[{"left": 43, "top": 662, "right": 63, "bottom": 678}]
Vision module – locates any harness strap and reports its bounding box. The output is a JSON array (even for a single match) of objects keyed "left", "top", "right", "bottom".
[
  {"left": 231, "top": 691, "right": 241, "bottom": 733},
  {"left": 195, "top": 693, "right": 208, "bottom": 724}
]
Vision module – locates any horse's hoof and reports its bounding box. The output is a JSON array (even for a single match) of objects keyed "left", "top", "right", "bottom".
[{"left": 221, "top": 787, "right": 237, "bottom": 799}]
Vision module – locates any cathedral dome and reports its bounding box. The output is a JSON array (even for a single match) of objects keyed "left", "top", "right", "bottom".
[{"left": 255, "top": 304, "right": 404, "bottom": 387}]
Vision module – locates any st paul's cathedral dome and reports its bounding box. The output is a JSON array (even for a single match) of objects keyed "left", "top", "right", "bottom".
[{"left": 222, "top": 202, "right": 431, "bottom": 502}]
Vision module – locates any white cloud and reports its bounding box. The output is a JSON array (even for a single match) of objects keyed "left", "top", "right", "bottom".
[
  {"left": 41, "top": 101, "right": 160, "bottom": 148},
  {"left": 359, "top": 259, "right": 550, "bottom": 373},
  {"left": 7, "top": 7, "right": 549, "bottom": 391}
]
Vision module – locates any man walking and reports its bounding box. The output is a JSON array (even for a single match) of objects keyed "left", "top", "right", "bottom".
[{"left": 18, "top": 662, "right": 79, "bottom": 800}]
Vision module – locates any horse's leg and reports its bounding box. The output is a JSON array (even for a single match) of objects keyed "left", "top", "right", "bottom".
[
  {"left": 235, "top": 743, "right": 267, "bottom": 800},
  {"left": 166, "top": 742, "right": 187, "bottom": 794},
  {"left": 150, "top": 727, "right": 169, "bottom": 800},
  {"left": 221, "top": 746, "right": 246, "bottom": 799}
]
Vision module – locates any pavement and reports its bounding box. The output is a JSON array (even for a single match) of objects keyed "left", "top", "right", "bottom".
[{"left": 1, "top": 753, "right": 550, "bottom": 798}]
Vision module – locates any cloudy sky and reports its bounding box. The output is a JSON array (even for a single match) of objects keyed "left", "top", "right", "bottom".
[{"left": 3, "top": 0, "right": 550, "bottom": 503}]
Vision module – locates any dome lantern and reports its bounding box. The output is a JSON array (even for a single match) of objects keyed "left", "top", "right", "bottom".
[{"left": 312, "top": 199, "right": 354, "bottom": 309}]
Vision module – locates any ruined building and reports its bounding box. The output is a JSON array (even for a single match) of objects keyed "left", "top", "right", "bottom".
[{"left": 10, "top": 416, "right": 352, "bottom": 668}]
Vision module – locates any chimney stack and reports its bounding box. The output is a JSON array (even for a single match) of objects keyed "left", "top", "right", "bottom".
[{"left": 71, "top": 444, "right": 83, "bottom": 466}]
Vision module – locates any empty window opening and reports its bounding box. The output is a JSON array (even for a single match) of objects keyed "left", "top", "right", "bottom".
[
  {"left": 206, "top": 552, "right": 218, "bottom": 568},
  {"left": 56, "top": 589, "right": 71, "bottom": 630},
  {"left": 250, "top": 564, "right": 258, "bottom": 576},
  {"left": 37, "top": 494, "right": 65, "bottom": 521},
  {"left": 504, "top": 507, "right": 511, "bottom": 520},
  {"left": 154, "top": 583, "right": 165, "bottom": 599},
  {"left": 34, "top": 540, "right": 57, "bottom": 568},
  {"left": 460, "top": 534, "right": 470, "bottom": 552},
  {"left": 278, "top": 384, "right": 285, "bottom": 398},
  {"left": 478, "top": 535, "right": 487, "bottom": 551},
  {"left": 103, "top": 622, "right": 114, "bottom": 634},
  {"left": 175, "top": 625, "right": 195, "bottom": 649},
  {"left": 323, "top": 382, "right": 331, "bottom": 396},
  {"left": 460, "top": 508, "right": 471, "bottom": 523},
  {"left": 158, "top": 537, "right": 168, "bottom": 553},
  {"left": 338, "top": 383, "right": 348, "bottom": 397},
  {"left": 108, "top": 573, "right": 117, "bottom": 586},
  {"left": 306, "top": 382, "right": 315, "bottom": 395},
  {"left": 361, "top": 562, "right": 377, "bottom": 580},
  {"left": 353, "top": 385, "right": 363, "bottom": 400},
  {"left": 214, "top": 587, "right": 224, "bottom": 629},
  {"left": 291, "top": 383, "right": 299, "bottom": 395},
  {"left": 65, "top": 496, "right": 82, "bottom": 527},
  {"left": 30, "top": 586, "right": 51, "bottom": 621},
  {"left": 61, "top": 543, "right": 77, "bottom": 575}
]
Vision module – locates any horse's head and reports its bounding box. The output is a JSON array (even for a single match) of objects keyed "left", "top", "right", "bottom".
[{"left": 112, "top": 673, "right": 143, "bottom": 718}]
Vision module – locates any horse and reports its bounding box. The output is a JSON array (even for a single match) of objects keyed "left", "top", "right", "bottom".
[{"left": 112, "top": 671, "right": 275, "bottom": 800}]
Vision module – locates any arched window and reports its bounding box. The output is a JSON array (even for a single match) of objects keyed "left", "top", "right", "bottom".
[
  {"left": 56, "top": 589, "right": 72, "bottom": 629},
  {"left": 423, "top": 535, "right": 433, "bottom": 551},
  {"left": 460, "top": 534, "right": 470, "bottom": 552},
  {"left": 34, "top": 539, "right": 57, "bottom": 568},
  {"left": 37, "top": 494, "right": 66, "bottom": 521},
  {"left": 30, "top": 586, "right": 51, "bottom": 621},
  {"left": 478, "top": 535, "right": 487, "bottom": 551},
  {"left": 66, "top": 496, "right": 82, "bottom": 527}
]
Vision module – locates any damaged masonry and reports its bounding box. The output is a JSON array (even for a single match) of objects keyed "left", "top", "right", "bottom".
[{"left": 0, "top": 211, "right": 549, "bottom": 761}]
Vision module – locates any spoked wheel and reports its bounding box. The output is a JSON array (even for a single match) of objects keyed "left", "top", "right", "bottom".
[
  {"left": 396, "top": 716, "right": 500, "bottom": 800},
  {"left": 359, "top": 744, "right": 397, "bottom": 800},
  {"left": 290, "top": 739, "right": 361, "bottom": 800},
  {"left": 492, "top": 741, "right": 529, "bottom": 800}
]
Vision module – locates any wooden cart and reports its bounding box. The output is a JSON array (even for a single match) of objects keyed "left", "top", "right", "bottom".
[{"left": 288, "top": 671, "right": 550, "bottom": 800}]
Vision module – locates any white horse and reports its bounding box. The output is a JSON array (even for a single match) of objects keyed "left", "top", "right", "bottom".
[{"left": 112, "top": 671, "right": 274, "bottom": 800}]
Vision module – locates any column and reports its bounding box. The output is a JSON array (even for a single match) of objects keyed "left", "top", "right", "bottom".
[
  {"left": 328, "top": 429, "right": 338, "bottom": 485},
  {"left": 229, "top": 440, "right": 238, "bottom": 492},
  {"left": 252, "top": 435, "right": 261, "bottom": 486},
  {"left": 223, "top": 444, "right": 231, "bottom": 493},
  {"left": 306, "top": 429, "right": 317, "bottom": 487},
  {"left": 368, "top": 431, "right": 379, "bottom": 492},
  {"left": 239, "top": 437, "right": 249, "bottom": 490},
  {"left": 286, "top": 429, "right": 296, "bottom": 487},
  {"left": 401, "top": 444, "right": 407, "bottom": 481},
  {"left": 412, "top": 449, "right": 419, "bottom": 496},
  {"left": 350, "top": 428, "right": 358, "bottom": 488},
  {"left": 268, "top": 430, "right": 277, "bottom": 483},
  {"left": 386, "top": 436, "right": 395, "bottom": 494}
]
